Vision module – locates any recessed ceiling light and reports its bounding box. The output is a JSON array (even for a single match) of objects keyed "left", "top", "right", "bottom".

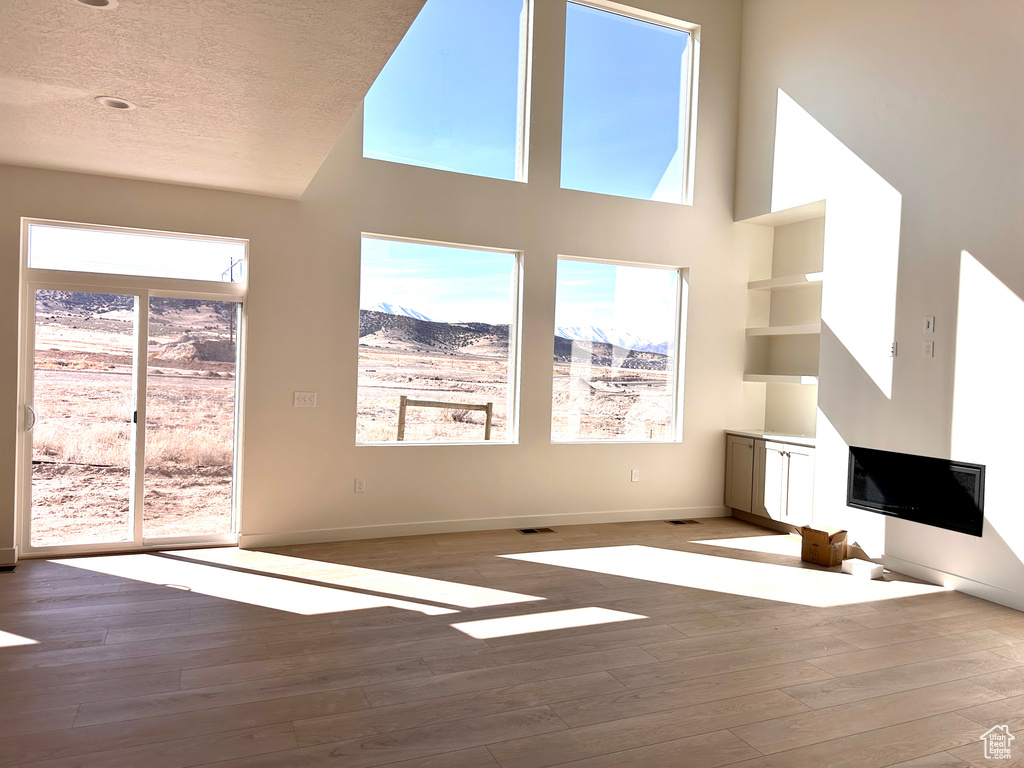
[
  {"left": 76, "top": 0, "right": 119, "bottom": 8},
  {"left": 94, "top": 95, "right": 136, "bottom": 110}
]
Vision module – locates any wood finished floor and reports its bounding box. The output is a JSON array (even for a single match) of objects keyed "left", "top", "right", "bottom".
[{"left": 2, "top": 518, "right": 1023, "bottom": 768}]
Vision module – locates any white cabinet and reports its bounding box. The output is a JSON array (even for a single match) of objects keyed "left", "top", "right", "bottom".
[
  {"left": 753, "top": 440, "right": 785, "bottom": 519},
  {"left": 724, "top": 434, "right": 755, "bottom": 513},
  {"left": 752, "top": 439, "right": 814, "bottom": 525},
  {"left": 784, "top": 444, "right": 815, "bottom": 523}
]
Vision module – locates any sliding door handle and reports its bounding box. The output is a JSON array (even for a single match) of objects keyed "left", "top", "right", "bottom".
[{"left": 25, "top": 405, "right": 37, "bottom": 431}]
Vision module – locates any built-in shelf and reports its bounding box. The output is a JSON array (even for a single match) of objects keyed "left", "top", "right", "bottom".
[
  {"left": 737, "top": 200, "right": 826, "bottom": 227},
  {"left": 745, "top": 323, "right": 821, "bottom": 337},
  {"left": 748, "top": 272, "right": 824, "bottom": 291},
  {"left": 741, "top": 209, "right": 825, "bottom": 438},
  {"left": 743, "top": 374, "right": 819, "bottom": 385}
]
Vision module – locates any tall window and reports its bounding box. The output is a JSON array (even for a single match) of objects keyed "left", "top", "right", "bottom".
[
  {"left": 357, "top": 236, "right": 521, "bottom": 444},
  {"left": 561, "top": 1, "right": 698, "bottom": 204},
  {"left": 363, "top": 0, "right": 532, "bottom": 181},
  {"left": 552, "top": 257, "right": 684, "bottom": 442}
]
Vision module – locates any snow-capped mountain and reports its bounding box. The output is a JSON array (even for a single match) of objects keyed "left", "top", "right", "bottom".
[
  {"left": 360, "top": 307, "right": 669, "bottom": 355},
  {"left": 555, "top": 325, "right": 672, "bottom": 355},
  {"left": 364, "top": 303, "right": 434, "bottom": 322}
]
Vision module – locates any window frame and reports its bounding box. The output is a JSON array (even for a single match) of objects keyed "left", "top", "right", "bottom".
[
  {"left": 560, "top": 0, "right": 701, "bottom": 205},
  {"left": 362, "top": 0, "right": 536, "bottom": 184},
  {"left": 17, "top": 218, "right": 249, "bottom": 557},
  {"left": 356, "top": 232, "right": 524, "bottom": 447},
  {"left": 550, "top": 253, "right": 688, "bottom": 445}
]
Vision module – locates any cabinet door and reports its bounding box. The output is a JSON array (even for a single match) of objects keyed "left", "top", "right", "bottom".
[
  {"left": 761, "top": 442, "right": 789, "bottom": 521},
  {"left": 724, "top": 435, "right": 754, "bottom": 513},
  {"left": 784, "top": 446, "right": 815, "bottom": 525},
  {"left": 752, "top": 439, "right": 767, "bottom": 516}
]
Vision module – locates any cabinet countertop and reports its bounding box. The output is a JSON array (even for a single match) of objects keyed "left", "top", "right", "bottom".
[{"left": 725, "top": 429, "right": 816, "bottom": 448}]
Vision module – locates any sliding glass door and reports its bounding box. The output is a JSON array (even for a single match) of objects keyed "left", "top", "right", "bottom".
[
  {"left": 20, "top": 219, "right": 247, "bottom": 555},
  {"left": 26, "top": 289, "right": 242, "bottom": 551},
  {"left": 30, "top": 290, "right": 138, "bottom": 547},
  {"left": 143, "top": 296, "right": 239, "bottom": 540}
]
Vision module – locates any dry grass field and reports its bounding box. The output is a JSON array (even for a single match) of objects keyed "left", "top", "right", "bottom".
[
  {"left": 356, "top": 354, "right": 674, "bottom": 445},
  {"left": 30, "top": 292, "right": 237, "bottom": 547},
  {"left": 356, "top": 349, "right": 511, "bottom": 443},
  {"left": 551, "top": 363, "right": 674, "bottom": 441},
  {"left": 356, "top": 311, "right": 675, "bottom": 444},
  {"left": 32, "top": 294, "right": 675, "bottom": 546}
]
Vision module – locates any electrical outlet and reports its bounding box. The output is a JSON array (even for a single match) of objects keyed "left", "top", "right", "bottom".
[
  {"left": 355, "top": 478, "right": 366, "bottom": 493},
  {"left": 890, "top": 342, "right": 898, "bottom": 358},
  {"left": 924, "top": 316, "right": 935, "bottom": 333},
  {"left": 630, "top": 469, "right": 640, "bottom": 483},
  {"left": 293, "top": 391, "right": 317, "bottom": 408},
  {"left": 923, "top": 341, "right": 934, "bottom": 358}
]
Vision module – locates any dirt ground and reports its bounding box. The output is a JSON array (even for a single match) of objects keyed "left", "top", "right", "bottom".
[
  {"left": 29, "top": 291, "right": 237, "bottom": 547},
  {"left": 357, "top": 348, "right": 512, "bottom": 443},
  {"left": 30, "top": 464, "right": 232, "bottom": 547},
  {"left": 356, "top": 349, "right": 675, "bottom": 443},
  {"left": 551, "top": 362, "right": 674, "bottom": 441},
  {"left": 30, "top": 288, "right": 676, "bottom": 546}
]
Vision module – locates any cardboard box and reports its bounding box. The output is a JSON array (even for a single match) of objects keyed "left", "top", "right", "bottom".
[{"left": 799, "top": 526, "right": 847, "bottom": 567}]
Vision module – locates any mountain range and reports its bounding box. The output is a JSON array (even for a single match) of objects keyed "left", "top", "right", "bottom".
[
  {"left": 358, "top": 310, "right": 510, "bottom": 357},
  {"left": 363, "top": 303, "right": 669, "bottom": 354},
  {"left": 364, "top": 303, "right": 434, "bottom": 322},
  {"left": 554, "top": 326, "right": 672, "bottom": 356},
  {"left": 359, "top": 307, "right": 668, "bottom": 371}
]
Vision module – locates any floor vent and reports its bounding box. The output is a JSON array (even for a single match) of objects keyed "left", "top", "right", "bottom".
[
  {"left": 518, "top": 527, "right": 555, "bottom": 534},
  {"left": 665, "top": 519, "right": 701, "bottom": 525}
]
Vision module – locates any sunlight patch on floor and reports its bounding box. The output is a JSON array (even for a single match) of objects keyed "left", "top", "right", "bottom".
[
  {"left": 693, "top": 535, "right": 803, "bottom": 557},
  {"left": 451, "top": 606, "right": 646, "bottom": 639},
  {"left": 0, "top": 629, "right": 39, "bottom": 648},
  {"left": 176, "top": 548, "right": 541, "bottom": 609},
  {"left": 502, "top": 545, "right": 947, "bottom": 608},
  {"left": 57, "top": 554, "right": 462, "bottom": 616}
]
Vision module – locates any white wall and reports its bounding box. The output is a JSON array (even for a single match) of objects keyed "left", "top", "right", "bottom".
[
  {"left": 736, "top": 0, "right": 1024, "bottom": 608},
  {"left": 258, "top": 0, "right": 752, "bottom": 546},
  {"left": 1, "top": 0, "right": 753, "bottom": 556},
  {"left": 0, "top": 165, "right": 303, "bottom": 563}
]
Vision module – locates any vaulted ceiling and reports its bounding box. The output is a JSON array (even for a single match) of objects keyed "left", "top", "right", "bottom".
[{"left": 0, "top": 0, "right": 425, "bottom": 198}]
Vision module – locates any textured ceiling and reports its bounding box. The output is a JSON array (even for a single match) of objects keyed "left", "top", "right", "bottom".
[{"left": 0, "top": 0, "right": 425, "bottom": 198}]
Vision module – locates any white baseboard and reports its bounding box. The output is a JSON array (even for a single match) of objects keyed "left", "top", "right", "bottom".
[
  {"left": 239, "top": 506, "right": 730, "bottom": 550},
  {"left": 0, "top": 547, "right": 17, "bottom": 567},
  {"left": 883, "top": 555, "right": 1024, "bottom": 612}
]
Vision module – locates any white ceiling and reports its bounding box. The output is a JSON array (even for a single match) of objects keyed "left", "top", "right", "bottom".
[{"left": 0, "top": 0, "right": 425, "bottom": 198}]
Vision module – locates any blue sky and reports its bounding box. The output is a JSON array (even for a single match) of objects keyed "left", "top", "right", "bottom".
[
  {"left": 360, "top": 237, "right": 517, "bottom": 324},
  {"left": 361, "top": 237, "right": 679, "bottom": 341},
  {"left": 364, "top": 0, "right": 689, "bottom": 199},
  {"left": 561, "top": 3, "right": 690, "bottom": 202},
  {"left": 555, "top": 258, "right": 679, "bottom": 341},
  {"left": 363, "top": 0, "right": 526, "bottom": 179},
  {"left": 361, "top": 0, "right": 688, "bottom": 334}
]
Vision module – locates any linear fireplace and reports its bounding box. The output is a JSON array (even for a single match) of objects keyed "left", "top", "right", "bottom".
[{"left": 847, "top": 447, "right": 985, "bottom": 537}]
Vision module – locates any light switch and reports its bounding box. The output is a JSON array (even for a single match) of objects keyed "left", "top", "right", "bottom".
[
  {"left": 924, "top": 316, "right": 935, "bottom": 333},
  {"left": 293, "top": 391, "right": 317, "bottom": 408}
]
